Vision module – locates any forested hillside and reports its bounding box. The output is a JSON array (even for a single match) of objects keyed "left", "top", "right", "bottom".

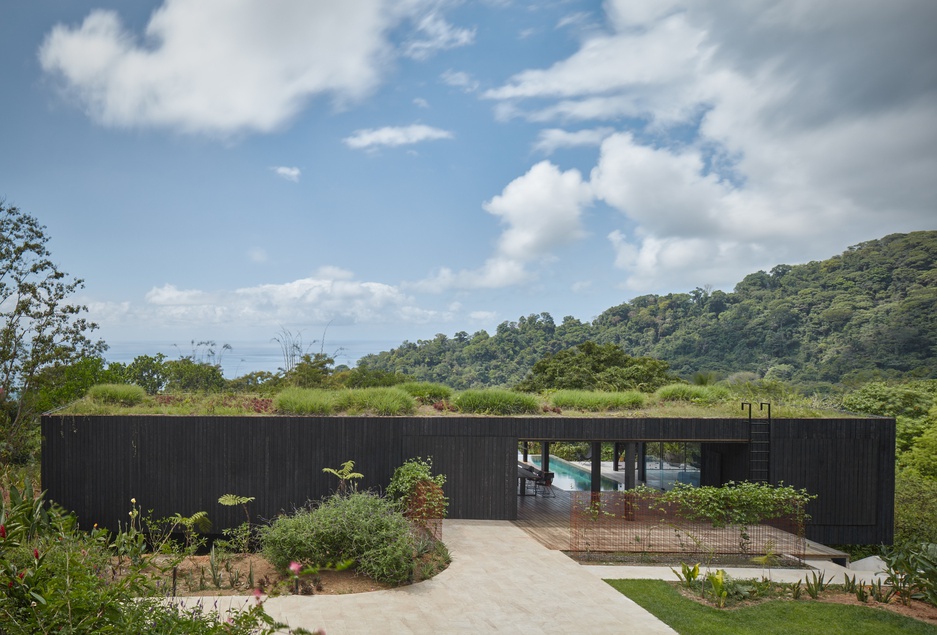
[{"left": 360, "top": 231, "right": 937, "bottom": 388}]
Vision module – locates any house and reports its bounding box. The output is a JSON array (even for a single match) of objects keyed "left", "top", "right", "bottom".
[{"left": 41, "top": 413, "right": 894, "bottom": 545}]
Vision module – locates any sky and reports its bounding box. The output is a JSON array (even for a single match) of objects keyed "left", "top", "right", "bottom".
[{"left": 2, "top": 0, "right": 936, "bottom": 375}]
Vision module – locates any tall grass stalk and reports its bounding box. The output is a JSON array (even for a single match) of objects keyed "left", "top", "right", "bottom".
[
  {"left": 655, "top": 384, "right": 731, "bottom": 405},
  {"left": 274, "top": 388, "right": 336, "bottom": 415},
  {"left": 333, "top": 388, "right": 416, "bottom": 415},
  {"left": 87, "top": 383, "right": 147, "bottom": 406},
  {"left": 549, "top": 390, "right": 646, "bottom": 411},
  {"left": 454, "top": 389, "right": 541, "bottom": 415}
]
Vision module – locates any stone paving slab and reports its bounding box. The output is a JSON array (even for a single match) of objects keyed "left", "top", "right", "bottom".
[
  {"left": 253, "top": 519, "right": 677, "bottom": 634},
  {"left": 176, "top": 521, "right": 891, "bottom": 634}
]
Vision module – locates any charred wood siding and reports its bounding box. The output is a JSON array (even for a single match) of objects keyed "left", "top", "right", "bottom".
[
  {"left": 41, "top": 415, "right": 894, "bottom": 544},
  {"left": 770, "top": 418, "right": 895, "bottom": 545}
]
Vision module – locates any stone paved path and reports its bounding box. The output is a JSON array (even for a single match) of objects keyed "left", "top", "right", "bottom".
[{"left": 208, "top": 519, "right": 677, "bottom": 634}]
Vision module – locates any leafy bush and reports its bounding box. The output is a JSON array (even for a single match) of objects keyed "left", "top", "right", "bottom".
[
  {"left": 882, "top": 543, "right": 937, "bottom": 607},
  {"left": 895, "top": 469, "right": 937, "bottom": 546},
  {"left": 87, "top": 383, "right": 146, "bottom": 406},
  {"left": 398, "top": 382, "right": 453, "bottom": 405},
  {"left": 647, "top": 481, "right": 816, "bottom": 528},
  {"left": 842, "top": 381, "right": 935, "bottom": 418},
  {"left": 454, "top": 389, "right": 540, "bottom": 415},
  {"left": 333, "top": 387, "right": 416, "bottom": 415},
  {"left": 0, "top": 484, "right": 287, "bottom": 634},
  {"left": 549, "top": 389, "right": 646, "bottom": 411},
  {"left": 387, "top": 457, "right": 448, "bottom": 524},
  {"left": 274, "top": 387, "right": 336, "bottom": 414},
  {"left": 260, "top": 491, "right": 415, "bottom": 585},
  {"left": 655, "top": 384, "right": 731, "bottom": 404}
]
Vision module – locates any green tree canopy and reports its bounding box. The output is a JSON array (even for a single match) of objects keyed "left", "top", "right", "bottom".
[
  {"left": 515, "top": 341, "right": 678, "bottom": 393},
  {"left": 0, "top": 202, "right": 103, "bottom": 461}
]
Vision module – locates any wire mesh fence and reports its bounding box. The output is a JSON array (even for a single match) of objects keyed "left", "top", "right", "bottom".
[{"left": 569, "top": 491, "right": 806, "bottom": 558}]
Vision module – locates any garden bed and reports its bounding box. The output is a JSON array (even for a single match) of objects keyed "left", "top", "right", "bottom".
[
  {"left": 132, "top": 551, "right": 449, "bottom": 597},
  {"left": 672, "top": 581, "right": 937, "bottom": 626}
]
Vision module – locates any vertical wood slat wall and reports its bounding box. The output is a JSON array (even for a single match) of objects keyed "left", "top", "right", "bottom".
[{"left": 42, "top": 415, "right": 893, "bottom": 545}]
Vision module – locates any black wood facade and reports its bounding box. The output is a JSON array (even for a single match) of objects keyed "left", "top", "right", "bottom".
[{"left": 41, "top": 414, "right": 894, "bottom": 545}]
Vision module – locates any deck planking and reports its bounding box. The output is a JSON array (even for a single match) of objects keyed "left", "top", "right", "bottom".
[{"left": 512, "top": 487, "right": 847, "bottom": 559}]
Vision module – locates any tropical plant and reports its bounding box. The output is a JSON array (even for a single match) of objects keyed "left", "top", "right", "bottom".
[
  {"left": 0, "top": 485, "right": 298, "bottom": 634},
  {"left": 322, "top": 461, "right": 363, "bottom": 496},
  {"left": 217, "top": 494, "right": 255, "bottom": 553}
]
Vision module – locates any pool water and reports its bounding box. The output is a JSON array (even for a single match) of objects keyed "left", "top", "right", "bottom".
[{"left": 523, "top": 454, "right": 623, "bottom": 492}]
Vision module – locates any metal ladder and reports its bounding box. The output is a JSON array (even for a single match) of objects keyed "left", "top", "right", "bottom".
[{"left": 743, "top": 402, "right": 771, "bottom": 483}]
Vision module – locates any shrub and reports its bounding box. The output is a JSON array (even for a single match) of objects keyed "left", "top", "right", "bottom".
[
  {"left": 87, "top": 383, "right": 146, "bottom": 406},
  {"left": 655, "top": 384, "right": 731, "bottom": 405},
  {"left": 332, "top": 388, "right": 416, "bottom": 415},
  {"left": 453, "top": 389, "right": 540, "bottom": 415},
  {"left": 260, "top": 491, "right": 415, "bottom": 585},
  {"left": 549, "top": 389, "right": 646, "bottom": 411},
  {"left": 273, "top": 387, "right": 336, "bottom": 414},
  {"left": 398, "top": 382, "right": 453, "bottom": 405},
  {"left": 0, "top": 484, "right": 283, "bottom": 634},
  {"left": 651, "top": 481, "right": 816, "bottom": 528},
  {"left": 894, "top": 469, "right": 937, "bottom": 546},
  {"left": 387, "top": 457, "right": 448, "bottom": 522},
  {"left": 841, "top": 382, "right": 934, "bottom": 418}
]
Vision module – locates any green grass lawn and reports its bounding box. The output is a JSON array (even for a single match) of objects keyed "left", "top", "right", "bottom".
[{"left": 607, "top": 579, "right": 937, "bottom": 635}]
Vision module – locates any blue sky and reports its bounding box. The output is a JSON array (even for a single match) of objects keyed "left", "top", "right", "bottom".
[{"left": 2, "top": 1, "right": 935, "bottom": 374}]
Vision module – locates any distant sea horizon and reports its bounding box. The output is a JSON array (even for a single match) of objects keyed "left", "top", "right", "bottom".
[{"left": 103, "top": 339, "right": 404, "bottom": 378}]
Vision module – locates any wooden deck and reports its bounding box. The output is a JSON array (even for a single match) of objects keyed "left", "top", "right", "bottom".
[
  {"left": 513, "top": 487, "right": 574, "bottom": 551},
  {"left": 512, "top": 487, "right": 848, "bottom": 560}
]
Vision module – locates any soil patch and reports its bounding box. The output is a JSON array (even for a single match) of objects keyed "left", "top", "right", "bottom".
[
  {"left": 130, "top": 551, "right": 443, "bottom": 597},
  {"left": 569, "top": 551, "right": 804, "bottom": 568}
]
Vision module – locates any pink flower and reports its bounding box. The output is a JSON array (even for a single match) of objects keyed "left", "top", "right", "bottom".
[
  {"left": 0, "top": 524, "right": 5, "bottom": 539},
  {"left": 289, "top": 561, "right": 302, "bottom": 575},
  {"left": 33, "top": 549, "right": 39, "bottom": 560}
]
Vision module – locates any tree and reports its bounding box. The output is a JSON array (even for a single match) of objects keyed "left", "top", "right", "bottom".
[
  {"left": 285, "top": 352, "right": 334, "bottom": 388},
  {"left": 0, "top": 203, "right": 103, "bottom": 461},
  {"left": 515, "top": 341, "right": 679, "bottom": 393}
]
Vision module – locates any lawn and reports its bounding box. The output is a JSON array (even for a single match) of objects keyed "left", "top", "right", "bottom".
[{"left": 607, "top": 579, "right": 937, "bottom": 635}]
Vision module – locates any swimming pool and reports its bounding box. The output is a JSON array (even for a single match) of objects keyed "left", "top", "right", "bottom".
[{"left": 522, "top": 454, "right": 623, "bottom": 492}]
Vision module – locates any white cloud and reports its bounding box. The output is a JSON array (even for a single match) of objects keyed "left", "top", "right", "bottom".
[
  {"left": 556, "top": 12, "right": 592, "bottom": 30},
  {"left": 248, "top": 248, "right": 268, "bottom": 263},
  {"left": 441, "top": 69, "right": 479, "bottom": 93},
  {"left": 484, "top": 161, "right": 593, "bottom": 262},
  {"left": 532, "top": 127, "right": 614, "bottom": 155},
  {"left": 413, "top": 97, "right": 430, "bottom": 108},
  {"left": 403, "top": 12, "right": 475, "bottom": 60},
  {"left": 37, "top": 1, "right": 465, "bottom": 136},
  {"left": 485, "top": 0, "right": 937, "bottom": 293},
  {"left": 343, "top": 124, "right": 454, "bottom": 149},
  {"left": 469, "top": 310, "right": 497, "bottom": 322},
  {"left": 272, "top": 166, "right": 301, "bottom": 182},
  {"left": 412, "top": 161, "right": 593, "bottom": 292},
  {"left": 97, "top": 270, "right": 444, "bottom": 332}
]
